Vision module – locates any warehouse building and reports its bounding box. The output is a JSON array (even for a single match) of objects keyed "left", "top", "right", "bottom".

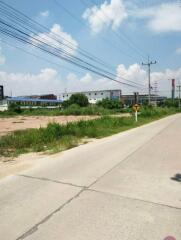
[
  {"left": 121, "top": 94, "right": 167, "bottom": 106},
  {"left": 60, "top": 89, "right": 122, "bottom": 103},
  {"left": 6, "top": 97, "right": 62, "bottom": 109}
]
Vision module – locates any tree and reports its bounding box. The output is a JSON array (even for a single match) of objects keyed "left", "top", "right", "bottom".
[
  {"left": 8, "top": 102, "right": 22, "bottom": 113},
  {"left": 69, "top": 93, "right": 89, "bottom": 107},
  {"left": 96, "top": 98, "right": 121, "bottom": 109}
]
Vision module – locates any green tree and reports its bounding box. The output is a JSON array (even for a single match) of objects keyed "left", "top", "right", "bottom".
[
  {"left": 8, "top": 102, "right": 22, "bottom": 113},
  {"left": 97, "top": 98, "right": 121, "bottom": 109},
  {"left": 62, "top": 100, "right": 71, "bottom": 109},
  {"left": 69, "top": 93, "right": 89, "bottom": 107}
]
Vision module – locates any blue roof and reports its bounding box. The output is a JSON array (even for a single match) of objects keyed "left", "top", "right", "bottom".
[{"left": 7, "top": 97, "right": 63, "bottom": 103}]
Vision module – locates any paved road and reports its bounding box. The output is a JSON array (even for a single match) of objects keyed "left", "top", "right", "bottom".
[{"left": 0, "top": 114, "right": 181, "bottom": 240}]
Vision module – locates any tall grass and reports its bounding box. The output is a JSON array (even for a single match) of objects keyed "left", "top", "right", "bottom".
[
  {"left": 0, "top": 107, "right": 178, "bottom": 157},
  {"left": 0, "top": 104, "right": 116, "bottom": 117}
]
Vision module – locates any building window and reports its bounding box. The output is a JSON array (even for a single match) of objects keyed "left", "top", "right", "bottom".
[
  {"left": 89, "top": 93, "right": 91, "bottom": 95},
  {"left": 101, "top": 93, "right": 103, "bottom": 95},
  {"left": 95, "top": 93, "right": 97, "bottom": 95},
  {"left": 63, "top": 95, "right": 64, "bottom": 98}
]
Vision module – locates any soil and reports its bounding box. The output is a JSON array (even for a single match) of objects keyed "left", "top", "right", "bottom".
[{"left": 0, "top": 115, "right": 99, "bottom": 136}]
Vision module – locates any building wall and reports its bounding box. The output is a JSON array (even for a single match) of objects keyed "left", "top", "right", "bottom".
[
  {"left": 0, "top": 85, "right": 4, "bottom": 100},
  {"left": 60, "top": 90, "right": 121, "bottom": 103},
  {"left": 122, "top": 94, "right": 167, "bottom": 106},
  {"left": 0, "top": 100, "right": 8, "bottom": 111}
]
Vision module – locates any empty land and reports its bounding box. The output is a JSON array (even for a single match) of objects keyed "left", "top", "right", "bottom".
[{"left": 0, "top": 115, "right": 99, "bottom": 136}]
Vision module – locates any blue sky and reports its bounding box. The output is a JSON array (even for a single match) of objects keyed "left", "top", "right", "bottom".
[{"left": 0, "top": 0, "right": 181, "bottom": 96}]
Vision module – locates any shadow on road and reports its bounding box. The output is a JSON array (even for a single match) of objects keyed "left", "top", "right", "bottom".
[{"left": 171, "top": 173, "right": 181, "bottom": 183}]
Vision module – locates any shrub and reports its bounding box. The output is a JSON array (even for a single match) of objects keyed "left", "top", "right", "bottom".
[
  {"left": 62, "top": 100, "right": 71, "bottom": 109},
  {"left": 69, "top": 93, "right": 89, "bottom": 107},
  {"left": 8, "top": 103, "right": 22, "bottom": 113},
  {"left": 97, "top": 98, "right": 121, "bottom": 109}
]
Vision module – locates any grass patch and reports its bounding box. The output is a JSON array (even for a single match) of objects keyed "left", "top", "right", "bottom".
[
  {"left": 0, "top": 105, "right": 118, "bottom": 117},
  {"left": 0, "top": 107, "right": 178, "bottom": 157}
]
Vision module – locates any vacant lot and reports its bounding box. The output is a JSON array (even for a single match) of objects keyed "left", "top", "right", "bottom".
[
  {"left": 0, "top": 113, "right": 131, "bottom": 136},
  {"left": 0, "top": 115, "right": 99, "bottom": 136}
]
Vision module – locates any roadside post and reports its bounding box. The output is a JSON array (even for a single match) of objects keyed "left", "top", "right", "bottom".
[{"left": 133, "top": 104, "right": 140, "bottom": 122}]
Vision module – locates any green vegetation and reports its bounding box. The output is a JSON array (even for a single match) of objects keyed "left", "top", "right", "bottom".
[
  {"left": 96, "top": 98, "right": 122, "bottom": 109},
  {"left": 69, "top": 93, "right": 89, "bottom": 107},
  {"left": 0, "top": 103, "right": 118, "bottom": 117},
  {"left": 62, "top": 93, "right": 89, "bottom": 108},
  {"left": 0, "top": 98, "right": 131, "bottom": 118},
  {"left": 0, "top": 107, "right": 178, "bottom": 158},
  {"left": 158, "top": 98, "right": 180, "bottom": 108}
]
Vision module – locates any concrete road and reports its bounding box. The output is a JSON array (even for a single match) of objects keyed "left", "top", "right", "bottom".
[{"left": 0, "top": 114, "right": 181, "bottom": 240}]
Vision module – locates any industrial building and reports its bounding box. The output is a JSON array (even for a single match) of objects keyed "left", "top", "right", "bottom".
[
  {"left": 6, "top": 97, "right": 62, "bottom": 109},
  {"left": 121, "top": 94, "right": 167, "bottom": 106},
  {"left": 59, "top": 89, "right": 122, "bottom": 103},
  {"left": 20, "top": 94, "right": 57, "bottom": 100}
]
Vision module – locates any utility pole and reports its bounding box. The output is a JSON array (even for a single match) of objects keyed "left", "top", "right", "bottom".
[
  {"left": 154, "top": 81, "right": 158, "bottom": 106},
  {"left": 142, "top": 57, "right": 157, "bottom": 105},
  {"left": 177, "top": 84, "right": 181, "bottom": 109}
]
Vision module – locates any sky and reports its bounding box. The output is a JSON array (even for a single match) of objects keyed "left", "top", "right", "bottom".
[{"left": 0, "top": 0, "right": 181, "bottom": 97}]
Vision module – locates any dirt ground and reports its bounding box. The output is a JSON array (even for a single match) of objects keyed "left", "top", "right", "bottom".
[
  {"left": 0, "top": 114, "right": 130, "bottom": 136},
  {"left": 0, "top": 113, "right": 130, "bottom": 179},
  {"left": 0, "top": 115, "right": 99, "bottom": 136}
]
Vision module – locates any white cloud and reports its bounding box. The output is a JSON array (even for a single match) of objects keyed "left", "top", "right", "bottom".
[
  {"left": 31, "top": 24, "right": 78, "bottom": 55},
  {"left": 117, "top": 63, "right": 146, "bottom": 84},
  {"left": 117, "top": 63, "right": 181, "bottom": 96},
  {"left": 83, "top": 1, "right": 181, "bottom": 34},
  {"left": 134, "top": 2, "right": 181, "bottom": 33},
  {"left": 65, "top": 72, "right": 119, "bottom": 92},
  {"left": 0, "top": 46, "right": 5, "bottom": 65},
  {"left": 82, "top": 0, "right": 127, "bottom": 33},
  {"left": 0, "top": 68, "right": 61, "bottom": 96},
  {"left": 1, "top": 64, "right": 181, "bottom": 97},
  {"left": 80, "top": 73, "right": 92, "bottom": 83},
  {"left": 176, "top": 48, "right": 181, "bottom": 55},
  {"left": 40, "top": 10, "right": 49, "bottom": 17},
  {"left": 0, "top": 68, "right": 120, "bottom": 97}
]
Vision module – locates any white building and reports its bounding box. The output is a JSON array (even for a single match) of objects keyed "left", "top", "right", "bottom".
[
  {"left": 59, "top": 89, "right": 121, "bottom": 104},
  {"left": 0, "top": 100, "right": 8, "bottom": 111}
]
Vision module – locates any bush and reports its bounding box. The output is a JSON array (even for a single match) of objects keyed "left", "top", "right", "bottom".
[
  {"left": 97, "top": 98, "right": 121, "bottom": 109},
  {"left": 69, "top": 93, "right": 89, "bottom": 107},
  {"left": 63, "top": 104, "right": 82, "bottom": 115},
  {"left": 62, "top": 100, "right": 71, "bottom": 109},
  {"left": 8, "top": 103, "right": 22, "bottom": 113},
  {"left": 0, "top": 107, "right": 178, "bottom": 157},
  {"left": 62, "top": 104, "right": 112, "bottom": 116},
  {"left": 158, "top": 99, "right": 179, "bottom": 108},
  {"left": 140, "top": 106, "right": 176, "bottom": 118}
]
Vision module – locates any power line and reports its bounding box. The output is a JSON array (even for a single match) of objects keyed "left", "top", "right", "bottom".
[
  {"left": 83, "top": 0, "right": 147, "bottom": 59},
  {"left": 0, "top": 0, "right": 146, "bottom": 90},
  {"left": 0, "top": 1, "right": 111, "bottom": 70},
  {"left": 54, "top": 0, "right": 139, "bottom": 64},
  {"left": 1, "top": 38, "right": 86, "bottom": 75}
]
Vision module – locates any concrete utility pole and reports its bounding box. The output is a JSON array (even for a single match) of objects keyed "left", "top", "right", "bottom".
[
  {"left": 142, "top": 57, "right": 157, "bottom": 105},
  {"left": 177, "top": 85, "right": 181, "bottom": 109},
  {"left": 153, "top": 81, "right": 158, "bottom": 106}
]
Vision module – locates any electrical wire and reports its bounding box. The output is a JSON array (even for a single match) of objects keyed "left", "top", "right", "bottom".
[{"left": 0, "top": 0, "right": 146, "bottom": 90}]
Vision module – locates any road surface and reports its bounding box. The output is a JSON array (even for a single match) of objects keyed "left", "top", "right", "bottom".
[{"left": 0, "top": 114, "right": 181, "bottom": 240}]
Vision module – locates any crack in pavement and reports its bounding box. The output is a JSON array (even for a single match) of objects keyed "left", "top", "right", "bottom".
[
  {"left": 15, "top": 188, "right": 85, "bottom": 240},
  {"left": 87, "top": 188, "right": 181, "bottom": 211},
  {"left": 17, "top": 174, "right": 85, "bottom": 189},
  {"left": 14, "top": 115, "right": 179, "bottom": 239}
]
